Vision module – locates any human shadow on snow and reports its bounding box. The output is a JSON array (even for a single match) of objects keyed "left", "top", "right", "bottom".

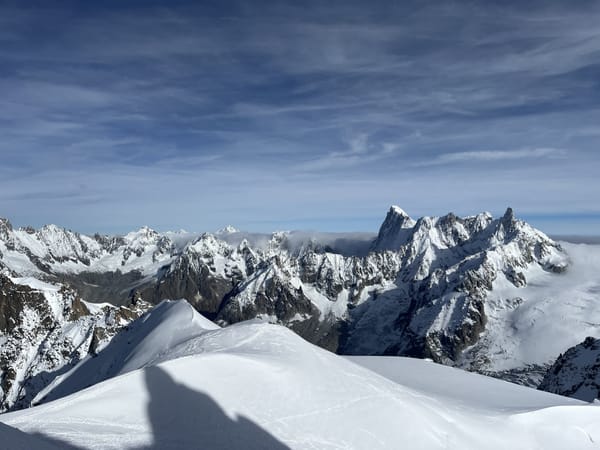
[
  {"left": 29, "top": 365, "right": 290, "bottom": 450},
  {"left": 141, "top": 365, "right": 290, "bottom": 449}
]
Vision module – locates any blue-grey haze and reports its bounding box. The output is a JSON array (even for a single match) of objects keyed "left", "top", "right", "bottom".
[{"left": 1, "top": 0, "right": 599, "bottom": 235}]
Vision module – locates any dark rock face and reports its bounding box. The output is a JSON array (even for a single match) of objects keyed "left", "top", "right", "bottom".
[
  {"left": 142, "top": 259, "right": 238, "bottom": 318},
  {"left": 226, "top": 281, "right": 312, "bottom": 323},
  {"left": 415, "top": 296, "right": 487, "bottom": 363},
  {"left": 89, "top": 326, "right": 107, "bottom": 356},
  {"left": 370, "top": 206, "right": 416, "bottom": 251},
  {"left": 485, "top": 364, "right": 553, "bottom": 389},
  {"left": 505, "top": 267, "right": 527, "bottom": 287},
  {"left": 0, "top": 218, "right": 13, "bottom": 242},
  {"left": 345, "top": 258, "right": 490, "bottom": 364},
  {"left": 0, "top": 275, "right": 47, "bottom": 333},
  {"left": 290, "top": 315, "right": 343, "bottom": 352},
  {"left": 62, "top": 287, "right": 90, "bottom": 321},
  {"left": 0, "top": 276, "right": 51, "bottom": 403},
  {"left": 538, "top": 337, "right": 600, "bottom": 402},
  {"left": 93, "top": 233, "right": 126, "bottom": 253}
]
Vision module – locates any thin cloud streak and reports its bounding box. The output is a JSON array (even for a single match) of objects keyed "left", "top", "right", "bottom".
[{"left": 416, "top": 148, "right": 567, "bottom": 166}]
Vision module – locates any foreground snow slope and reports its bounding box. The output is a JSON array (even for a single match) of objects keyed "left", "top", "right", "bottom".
[
  {"left": 346, "top": 356, "right": 584, "bottom": 412},
  {"left": 1, "top": 300, "right": 599, "bottom": 450}
]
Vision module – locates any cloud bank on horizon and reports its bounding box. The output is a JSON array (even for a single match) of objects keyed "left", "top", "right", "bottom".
[{"left": 0, "top": 0, "right": 599, "bottom": 234}]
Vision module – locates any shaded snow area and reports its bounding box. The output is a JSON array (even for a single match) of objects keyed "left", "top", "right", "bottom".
[{"left": 1, "top": 300, "right": 599, "bottom": 450}]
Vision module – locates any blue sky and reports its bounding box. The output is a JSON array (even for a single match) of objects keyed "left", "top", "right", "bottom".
[{"left": 1, "top": 0, "right": 599, "bottom": 234}]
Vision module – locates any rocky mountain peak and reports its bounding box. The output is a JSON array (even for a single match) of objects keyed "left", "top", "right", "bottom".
[
  {"left": 371, "top": 206, "right": 417, "bottom": 251},
  {"left": 390, "top": 205, "right": 411, "bottom": 218},
  {"left": 93, "top": 233, "right": 125, "bottom": 252},
  {"left": 216, "top": 225, "right": 240, "bottom": 234},
  {"left": 0, "top": 218, "right": 13, "bottom": 241},
  {"left": 266, "top": 231, "right": 290, "bottom": 254},
  {"left": 503, "top": 207, "right": 515, "bottom": 221},
  {"left": 498, "top": 207, "right": 518, "bottom": 233},
  {"left": 188, "top": 233, "right": 231, "bottom": 257},
  {"left": 125, "top": 226, "right": 159, "bottom": 242},
  {"left": 0, "top": 218, "right": 13, "bottom": 231},
  {"left": 119, "top": 227, "right": 174, "bottom": 265},
  {"left": 123, "top": 226, "right": 163, "bottom": 248},
  {"left": 39, "top": 223, "right": 63, "bottom": 233},
  {"left": 36, "top": 224, "right": 84, "bottom": 247},
  {"left": 20, "top": 226, "right": 36, "bottom": 234},
  {"left": 468, "top": 212, "right": 494, "bottom": 234},
  {"left": 35, "top": 224, "right": 83, "bottom": 246}
]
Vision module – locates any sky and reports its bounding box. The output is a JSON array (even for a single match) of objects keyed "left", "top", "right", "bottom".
[{"left": 1, "top": 0, "right": 599, "bottom": 235}]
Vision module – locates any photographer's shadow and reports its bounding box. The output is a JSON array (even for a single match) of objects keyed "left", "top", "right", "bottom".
[
  {"left": 141, "top": 365, "right": 290, "bottom": 449},
  {"left": 30, "top": 365, "right": 290, "bottom": 450}
]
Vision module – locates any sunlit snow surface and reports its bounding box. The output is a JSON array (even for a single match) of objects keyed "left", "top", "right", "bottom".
[{"left": 1, "top": 300, "right": 599, "bottom": 450}]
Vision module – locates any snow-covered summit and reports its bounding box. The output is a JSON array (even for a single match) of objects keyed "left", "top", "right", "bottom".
[
  {"left": 215, "top": 225, "right": 240, "bottom": 234},
  {"left": 123, "top": 225, "right": 159, "bottom": 243},
  {"left": 371, "top": 205, "right": 417, "bottom": 251},
  {"left": 390, "top": 205, "right": 411, "bottom": 217}
]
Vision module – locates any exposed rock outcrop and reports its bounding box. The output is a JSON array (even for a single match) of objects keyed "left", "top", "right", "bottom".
[{"left": 538, "top": 337, "right": 600, "bottom": 402}]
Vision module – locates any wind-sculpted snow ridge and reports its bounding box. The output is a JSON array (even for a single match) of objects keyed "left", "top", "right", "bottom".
[
  {"left": 0, "top": 273, "right": 151, "bottom": 412},
  {"left": 539, "top": 336, "right": 600, "bottom": 402},
  {"left": 1, "top": 301, "right": 599, "bottom": 450},
  {"left": 0, "top": 206, "right": 597, "bottom": 390}
]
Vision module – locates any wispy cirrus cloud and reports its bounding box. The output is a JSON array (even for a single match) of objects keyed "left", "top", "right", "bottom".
[
  {"left": 0, "top": 1, "right": 599, "bottom": 234},
  {"left": 416, "top": 148, "right": 567, "bottom": 166}
]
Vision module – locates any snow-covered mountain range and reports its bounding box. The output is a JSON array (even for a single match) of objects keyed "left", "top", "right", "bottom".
[
  {"left": 1, "top": 206, "right": 599, "bottom": 413},
  {"left": 1, "top": 299, "right": 598, "bottom": 450}
]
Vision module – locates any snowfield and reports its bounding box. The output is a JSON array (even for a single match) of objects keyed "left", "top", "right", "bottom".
[{"left": 1, "top": 300, "right": 599, "bottom": 450}]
